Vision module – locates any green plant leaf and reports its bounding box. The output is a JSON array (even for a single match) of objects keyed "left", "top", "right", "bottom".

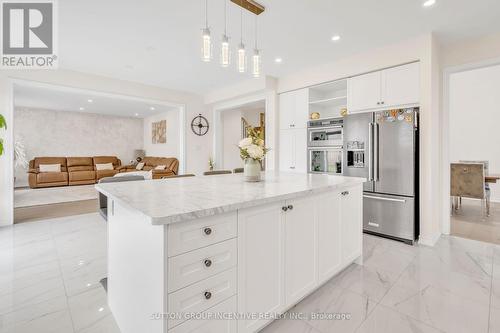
[
  {"left": 0, "top": 138, "right": 3, "bottom": 156},
  {"left": 0, "top": 114, "right": 6, "bottom": 130}
]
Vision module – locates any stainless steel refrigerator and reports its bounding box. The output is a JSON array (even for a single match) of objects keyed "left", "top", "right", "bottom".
[{"left": 343, "top": 108, "right": 419, "bottom": 244}]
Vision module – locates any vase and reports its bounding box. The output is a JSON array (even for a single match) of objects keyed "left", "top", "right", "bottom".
[{"left": 244, "top": 158, "right": 261, "bottom": 182}]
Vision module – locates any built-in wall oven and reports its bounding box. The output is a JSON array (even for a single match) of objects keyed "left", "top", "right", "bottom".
[{"left": 307, "top": 118, "right": 344, "bottom": 175}]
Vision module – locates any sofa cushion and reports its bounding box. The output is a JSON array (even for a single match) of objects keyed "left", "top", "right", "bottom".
[
  {"left": 96, "top": 169, "right": 119, "bottom": 179},
  {"left": 154, "top": 165, "right": 166, "bottom": 170},
  {"left": 69, "top": 170, "right": 95, "bottom": 182},
  {"left": 93, "top": 156, "right": 120, "bottom": 168},
  {"left": 136, "top": 162, "right": 144, "bottom": 170},
  {"left": 37, "top": 172, "right": 68, "bottom": 184},
  {"left": 143, "top": 157, "right": 173, "bottom": 168},
  {"left": 67, "top": 157, "right": 93, "bottom": 171},
  {"left": 32, "top": 157, "right": 67, "bottom": 172},
  {"left": 95, "top": 163, "right": 114, "bottom": 171},
  {"left": 39, "top": 164, "right": 61, "bottom": 172}
]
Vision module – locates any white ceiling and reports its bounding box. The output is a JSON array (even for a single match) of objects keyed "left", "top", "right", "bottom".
[
  {"left": 58, "top": 0, "right": 500, "bottom": 94},
  {"left": 14, "top": 84, "right": 176, "bottom": 118}
]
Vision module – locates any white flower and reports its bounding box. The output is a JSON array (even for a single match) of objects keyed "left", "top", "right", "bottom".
[
  {"left": 246, "top": 144, "right": 264, "bottom": 160},
  {"left": 238, "top": 137, "right": 253, "bottom": 148}
]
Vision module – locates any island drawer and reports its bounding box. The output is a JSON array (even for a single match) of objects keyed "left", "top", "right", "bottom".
[
  {"left": 168, "top": 296, "right": 237, "bottom": 333},
  {"left": 167, "top": 238, "right": 237, "bottom": 292},
  {"left": 168, "top": 267, "right": 237, "bottom": 328},
  {"left": 167, "top": 211, "right": 237, "bottom": 256}
]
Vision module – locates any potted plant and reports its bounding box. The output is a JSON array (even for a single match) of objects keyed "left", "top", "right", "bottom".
[
  {"left": 238, "top": 126, "right": 269, "bottom": 182},
  {"left": 0, "top": 114, "right": 6, "bottom": 156}
]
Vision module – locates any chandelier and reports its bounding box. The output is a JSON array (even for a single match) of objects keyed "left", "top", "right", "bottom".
[{"left": 201, "top": 0, "right": 265, "bottom": 78}]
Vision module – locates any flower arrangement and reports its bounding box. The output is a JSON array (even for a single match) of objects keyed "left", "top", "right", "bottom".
[
  {"left": 238, "top": 126, "right": 269, "bottom": 161},
  {"left": 0, "top": 114, "right": 6, "bottom": 156}
]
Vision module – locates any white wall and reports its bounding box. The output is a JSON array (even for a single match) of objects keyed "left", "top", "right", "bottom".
[
  {"left": 221, "top": 107, "right": 264, "bottom": 170},
  {"left": 14, "top": 107, "right": 143, "bottom": 187},
  {"left": 143, "top": 110, "right": 180, "bottom": 160},
  {"left": 449, "top": 64, "right": 500, "bottom": 202}
]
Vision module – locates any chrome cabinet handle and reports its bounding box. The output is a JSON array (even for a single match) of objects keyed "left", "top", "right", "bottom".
[
  {"left": 287, "top": 205, "right": 293, "bottom": 210},
  {"left": 204, "top": 259, "right": 212, "bottom": 267},
  {"left": 341, "top": 191, "right": 349, "bottom": 196},
  {"left": 204, "top": 291, "right": 212, "bottom": 300},
  {"left": 282, "top": 206, "right": 288, "bottom": 212},
  {"left": 377, "top": 102, "right": 380, "bottom": 105},
  {"left": 290, "top": 166, "right": 295, "bottom": 169},
  {"left": 381, "top": 101, "right": 385, "bottom": 104},
  {"left": 203, "top": 227, "right": 212, "bottom": 236}
]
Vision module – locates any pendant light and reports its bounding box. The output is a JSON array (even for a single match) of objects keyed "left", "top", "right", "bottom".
[
  {"left": 237, "top": 7, "right": 246, "bottom": 73},
  {"left": 252, "top": 15, "right": 261, "bottom": 78},
  {"left": 220, "top": 0, "right": 230, "bottom": 67},
  {"left": 201, "top": 0, "right": 212, "bottom": 62}
]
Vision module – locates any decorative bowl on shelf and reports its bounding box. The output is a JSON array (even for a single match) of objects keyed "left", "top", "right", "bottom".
[{"left": 310, "top": 112, "right": 321, "bottom": 120}]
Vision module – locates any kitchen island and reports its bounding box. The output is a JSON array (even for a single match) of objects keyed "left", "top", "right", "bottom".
[{"left": 95, "top": 172, "right": 365, "bottom": 333}]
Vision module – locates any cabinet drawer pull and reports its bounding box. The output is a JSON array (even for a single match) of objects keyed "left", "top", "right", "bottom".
[
  {"left": 203, "top": 227, "right": 212, "bottom": 236},
  {"left": 287, "top": 205, "right": 293, "bottom": 210},
  {"left": 204, "top": 259, "right": 212, "bottom": 267},
  {"left": 204, "top": 291, "right": 212, "bottom": 300},
  {"left": 341, "top": 191, "right": 349, "bottom": 196},
  {"left": 282, "top": 206, "right": 288, "bottom": 212}
]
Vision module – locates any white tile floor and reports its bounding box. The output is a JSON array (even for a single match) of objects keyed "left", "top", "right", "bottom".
[{"left": 1, "top": 213, "right": 500, "bottom": 333}]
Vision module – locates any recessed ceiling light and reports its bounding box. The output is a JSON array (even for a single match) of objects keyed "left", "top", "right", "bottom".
[
  {"left": 423, "top": 0, "right": 436, "bottom": 7},
  {"left": 134, "top": 113, "right": 139, "bottom": 117},
  {"left": 98, "top": 307, "right": 104, "bottom": 312},
  {"left": 79, "top": 107, "right": 85, "bottom": 111},
  {"left": 150, "top": 106, "right": 155, "bottom": 111},
  {"left": 275, "top": 57, "right": 282, "bottom": 63},
  {"left": 87, "top": 99, "right": 93, "bottom": 103},
  {"left": 331, "top": 35, "right": 341, "bottom": 42}
]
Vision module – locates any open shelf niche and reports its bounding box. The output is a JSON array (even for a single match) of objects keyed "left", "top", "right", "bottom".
[{"left": 308, "top": 79, "right": 347, "bottom": 119}]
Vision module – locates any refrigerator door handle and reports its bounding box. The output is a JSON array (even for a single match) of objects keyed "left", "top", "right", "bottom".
[
  {"left": 363, "top": 195, "right": 407, "bottom": 203},
  {"left": 374, "top": 122, "right": 380, "bottom": 181},
  {"left": 368, "top": 123, "right": 373, "bottom": 181}
]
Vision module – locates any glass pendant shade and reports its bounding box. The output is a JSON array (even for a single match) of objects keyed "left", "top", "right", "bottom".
[
  {"left": 201, "top": 27, "right": 212, "bottom": 62},
  {"left": 237, "top": 42, "right": 247, "bottom": 73},
  {"left": 220, "top": 35, "right": 230, "bottom": 67},
  {"left": 252, "top": 49, "right": 261, "bottom": 78}
]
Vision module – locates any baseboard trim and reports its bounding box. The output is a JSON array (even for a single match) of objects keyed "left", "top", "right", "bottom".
[{"left": 418, "top": 232, "right": 441, "bottom": 247}]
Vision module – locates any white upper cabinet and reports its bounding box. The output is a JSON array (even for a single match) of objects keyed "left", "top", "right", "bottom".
[
  {"left": 279, "top": 89, "right": 309, "bottom": 130},
  {"left": 347, "top": 71, "right": 382, "bottom": 113},
  {"left": 381, "top": 62, "right": 420, "bottom": 107},
  {"left": 347, "top": 62, "right": 420, "bottom": 113},
  {"left": 284, "top": 196, "right": 318, "bottom": 305}
]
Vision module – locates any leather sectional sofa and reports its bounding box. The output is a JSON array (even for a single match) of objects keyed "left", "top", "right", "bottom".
[{"left": 28, "top": 156, "right": 179, "bottom": 189}]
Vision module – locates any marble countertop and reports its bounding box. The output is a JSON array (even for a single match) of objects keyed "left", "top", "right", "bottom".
[{"left": 95, "top": 172, "right": 365, "bottom": 225}]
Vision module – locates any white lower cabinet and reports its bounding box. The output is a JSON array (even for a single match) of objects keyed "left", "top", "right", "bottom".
[
  {"left": 317, "top": 190, "right": 342, "bottom": 284},
  {"left": 169, "top": 296, "right": 237, "bottom": 333},
  {"left": 284, "top": 195, "right": 318, "bottom": 305},
  {"left": 237, "top": 186, "right": 363, "bottom": 333},
  {"left": 341, "top": 185, "right": 363, "bottom": 265},
  {"left": 237, "top": 202, "right": 285, "bottom": 333}
]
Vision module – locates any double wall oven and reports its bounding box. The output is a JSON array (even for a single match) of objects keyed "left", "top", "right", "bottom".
[{"left": 307, "top": 118, "right": 343, "bottom": 174}]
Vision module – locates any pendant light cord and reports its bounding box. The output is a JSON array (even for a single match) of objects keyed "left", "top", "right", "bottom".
[
  {"left": 205, "top": 0, "right": 208, "bottom": 28},
  {"left": 240, "top": 7, "right": 243, "bottom": 43},
  {"left": 254, "top": 15, "right": 257, "bottom": 49},
  {"left": 224, "top": 0, "right": 227, "bottom": 34}
]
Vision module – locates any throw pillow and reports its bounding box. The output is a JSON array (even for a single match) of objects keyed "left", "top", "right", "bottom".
[
  {"left": 95, "top": 163, "right": 114, "bottom": 171},
  {"left": 39, "top": 164, "right": 61, "bottom": 172},
  {"left": 136, "top": 162, "right": 145, "bottom": 170},
  {"left": 154, "top": 165, "right": 166, "bottom": 170}
]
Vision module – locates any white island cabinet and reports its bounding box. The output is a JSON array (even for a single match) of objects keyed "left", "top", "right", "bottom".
[{"left": 96, "top": 172, "right": 364, "bottom": 333}]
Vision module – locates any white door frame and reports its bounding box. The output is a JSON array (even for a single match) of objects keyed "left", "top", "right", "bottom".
[
  {"left": 441, "top": 57, "right": 500, "bottom": 235},
  {"left": 212, "top": 92, "right": 268, "bottom": 170}
]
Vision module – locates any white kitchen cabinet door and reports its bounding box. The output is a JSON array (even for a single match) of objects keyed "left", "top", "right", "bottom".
[
  {"left": 317, "top": 191, "right": 342, "bottom": 284},
  {"left": 294, "top": 128, "right": 308, "bottom": 173},
  {"left": 347, "top": 71, "right": 382, "bottom": 113},
  {"left": 294, "top": 88, "right": 309, "bottom": 129},
  {"left": 381, "top": 62, "right": 420, "bottom": 107},
  {"left": 340, "top": 185, "right": 363, "bottom": 265},
  {"left": 279, "top": 91, "right": 296, "bottom": 130},
  {"left": 238, "top": 202, "right": 285, "bottom": 333},
  {"left": 279, "top": 129, "right": 307, "bottom": 173},
  {"left": 284, "top": 195, "right": 318, "bottom": 305},
  {"left": 279, "top": 89, "right": 309, "bottom": 130},
  {"left": 279, "top": 129, "right": 295, "bottom": 172}
]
